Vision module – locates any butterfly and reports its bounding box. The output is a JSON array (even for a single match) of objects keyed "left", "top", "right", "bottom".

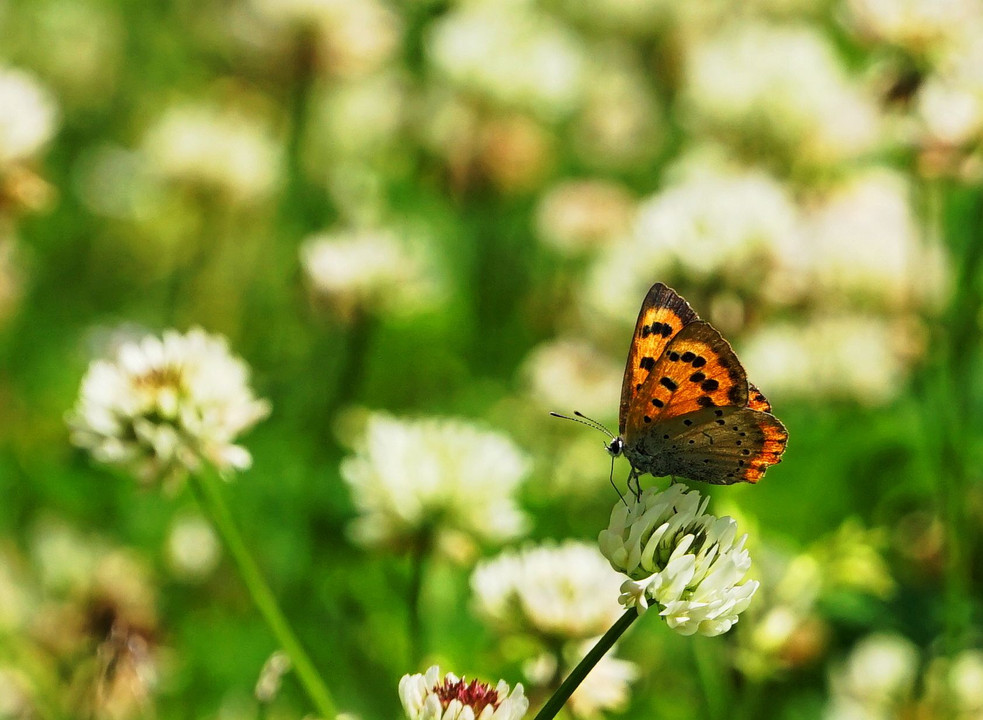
[{"left": 598, "top": 283, "right": 787, "bottom": 487}]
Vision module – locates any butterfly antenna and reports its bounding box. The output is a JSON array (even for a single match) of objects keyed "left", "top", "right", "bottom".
[{"left": 549, "top": 411, "right": 614, "bottom": 438}]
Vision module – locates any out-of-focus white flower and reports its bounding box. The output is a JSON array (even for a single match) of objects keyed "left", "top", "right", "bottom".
[
  {"left": 427, "top": 3, "right": 587, "bottom": 119},
  {"left": 0, "top": 66, "right": 59, "bottom": 167},
  {"left": 67, "top": 328, "right": 271, "bottom": 485},
  {"left": 587, "top": 160, "right": 800, "bottom": 324},
  {"left": 598, "top": 484, "right": 758, "bottom": 636},
  {"left": 166, "top": 514, "right": 221, "bottom": 581},
  {"left": 317, "top": 71, "right": 406, "bottom": 157},
  {"left": 801, "top": 169, "right": 944, "bottom": 310},
  {"left": 825, "top": 633, "right": 919, "bottom": 719},
  {"left": 523, "top": 647, "right": 638, "bottom": 719},
  {"left": 843, "top": 0, "right": 979, "bottom": 54},
  {"left": 471, "top": 541, "right": 624, "bottom": 640},
  {"left": 535, "top": 179, "right": 635, "bottom": 254},
  {"left": 571, "top": 48, "right": 663, "bottom": 170},
  {"left": 399, "top": 666, "right": 529, "bottom": 720},
  {"left": 949, "top": 650, "right": 983, "bottom": 716},
  {"left": 142, "top": 103, "right": 281, "bottom": 201},
  {"left": 740, "top": 316, "right": 912, "bottom": 405},
  {"left": 682, "top": 22, "right": 882, "bottom": 166},
  {"left": 634, "top": 165, "right": 801, "bottom": 282},
  {"left": 250, "top": 0, "right": 401, "bottom": 78},
  {"left": 923, "top": 648, "right": 983, "bottom": 718},
  {"left": 340, "top": 414, "right": 531, "bottom": 552},
  {"left": 300, "top": 226, "right": 440, "bottom": 321},
  {"left": 917, "top": 28, "right": 983, "bottom": 147},
  {"left": 567, "top": 646, "right": 638, "bottom": 719},
  {"left": 522, "top": 339, "right": 623, "bottom": 420}
]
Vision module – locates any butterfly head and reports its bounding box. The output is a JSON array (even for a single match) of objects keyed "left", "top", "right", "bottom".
[{"left": 605, "top": 436, "right": 624, "bottom": 458}]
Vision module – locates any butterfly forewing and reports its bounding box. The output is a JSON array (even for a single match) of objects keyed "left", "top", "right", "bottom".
[
  {"left": 619, "top": 283, "right": 698, "bottom": 435},
  {"left": 747, "top": 383, "right": 771, "bottom": 412},
  {"left": 623, "top": 321, "right": 749, "bottom": 443},
  {"left": 625, "top": 406, "right": 787, "bottom": 485}
]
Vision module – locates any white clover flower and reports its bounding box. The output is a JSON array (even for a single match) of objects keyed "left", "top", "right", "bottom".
[
  {"left": 535, "top": 179, "right": 635, "bottom": 255},
  {"left": 586, "top": 159, "right": 800, "bottom": 324},
  {"left": 427, "top": 3, "right": 587, "bottom": 119},
  {"left": 598, "top": 484, "right": 758, "bottom": 637},
  {"left": 740, "top": 316, "right": 911, "bottom": 405},
  {"left": 300, "top": 226, "right": 440, "bottom": 322},
  {"left": 571, "top": 49, "right": 663, "bottom": 171},
  {"left": 633, "top": 165, "right": 801, "bottom": 283},
  {"left": 142, "top": 103, "right": 281, "bottom": 201},
  {"left": 917, "top": 28, "right": 983, "bottom": 147},
  {"left": 471, "top": 540, "right": 625, "bottom": 640},
  {"left": 250, "top": 0, "right": 401, "bottom": 78},
  {"left": 399, "top": 666, "right": 529, "bottom": 720},
  {"left": 522, "top": 647, "right": 638, "bottom": 719},
  {"left": 949, "top": 650, "right": 983, "bottom": 715},
  {"left": 522, "top": 339, "right": 623, "bottom": 420},
  {"left": 166, "top": 514, "right": 221, "bottom": 581},
  {"left": 682, "top": 22, "right": 881, "bottom": 166},
  {"left": 340, "top": 414, "right": 531, "bottom": 552},
  {"left": 0, "top": 67, "right": 59, "bottom": 167},
  {"left": 67, "top": 328, "right": 271, "bottom": 485},
  {"left": 843, "top": 0, "right": 979, "bottom": 54},
  {"left": 825, "top": 633, "right": 919, "bottom": 719},
  {"left": 801, "top": 169, "right": 944, "bottom": 310},
  {"left": 317, "top": 72, "right": 406, "bottom": 158}
]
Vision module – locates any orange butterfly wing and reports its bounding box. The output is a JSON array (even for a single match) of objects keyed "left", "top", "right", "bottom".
[
  {"left": 623, "top": 320, "right": 748, "bottom": 441},
  {"left": 619, "top": 286, "right": 788, "bottom": 485},
  {"left": 618, "top": 283, "right": 698, "bottom": 435}
]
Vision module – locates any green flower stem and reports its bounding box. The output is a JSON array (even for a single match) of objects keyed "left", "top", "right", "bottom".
[
  {"left": 532, "top": 608, "right": 638, "bottom": 720},
  {"left": 406, "top": 530, "right": 432, "bottom": 666},
  {"left": 189, "top": 464, "right": 337, "bottom": 719}
]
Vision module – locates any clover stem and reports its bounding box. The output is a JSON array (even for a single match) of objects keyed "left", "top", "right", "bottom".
[
  {"left": 531, "top": 608, "right": 638, "bottom": 720},
  {"left": 189, "top": 463, "right": 337, "bottom": 719},
  {"left": 406, "top": 528, "right": 432, "bottom": 666}
]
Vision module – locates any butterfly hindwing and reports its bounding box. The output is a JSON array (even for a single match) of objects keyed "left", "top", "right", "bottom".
[
  {"left": 618, "top": 283, "right": 698, "bottom": 434},
  {"left": 625, "top": 406, "right": 788, "bottom": 485},
  {"left": 623, "top": 320, "right": 749, "bottom": 443}
]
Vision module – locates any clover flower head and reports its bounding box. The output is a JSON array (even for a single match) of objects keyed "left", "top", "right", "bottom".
[
  {"left": 826, "top": 633, "right": 919, "bottom": 718},
  {"left": 471, "top": 540, "right": 624, "bottom": 640},
  {"left": 0, "top": 66, "right": 59, "bottom": 167},
  {"left": 399, "top": 666, "right": 528, "bottom": 720},
  {"left": 142, "top": 103, "right": 280, "bottom": 201},
  {"left": 341, "top": 414, "right": 531, "bottom": 553},
  {"left": 68, "top": 328, "right": 270, "bottom": 485},
  {"left": 300, "top": 227, "right": 439, "bottom": 322},
  {"left": 598, "top": 483, "right": 758, "bottom": 636}
]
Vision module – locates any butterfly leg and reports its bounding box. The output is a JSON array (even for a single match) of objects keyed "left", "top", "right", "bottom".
[
  {"left": 608, "top": 454, "right": 627, "bottom": 506},
  {"left": 628, "top": 468, "right": 643, "bottom": 501}
]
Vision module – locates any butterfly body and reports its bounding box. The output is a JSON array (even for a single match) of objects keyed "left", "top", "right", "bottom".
[{"left": 611, "top": 283, "right": 787, "bottom": 485}]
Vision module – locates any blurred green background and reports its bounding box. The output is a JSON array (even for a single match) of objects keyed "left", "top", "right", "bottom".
[{"left": 1, "top": 0, "right": 982, "bottom": 718}]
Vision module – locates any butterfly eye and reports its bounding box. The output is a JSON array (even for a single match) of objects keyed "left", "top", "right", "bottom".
[{"left": 606, "top": 437, "right": 624, "bottom": 457}]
